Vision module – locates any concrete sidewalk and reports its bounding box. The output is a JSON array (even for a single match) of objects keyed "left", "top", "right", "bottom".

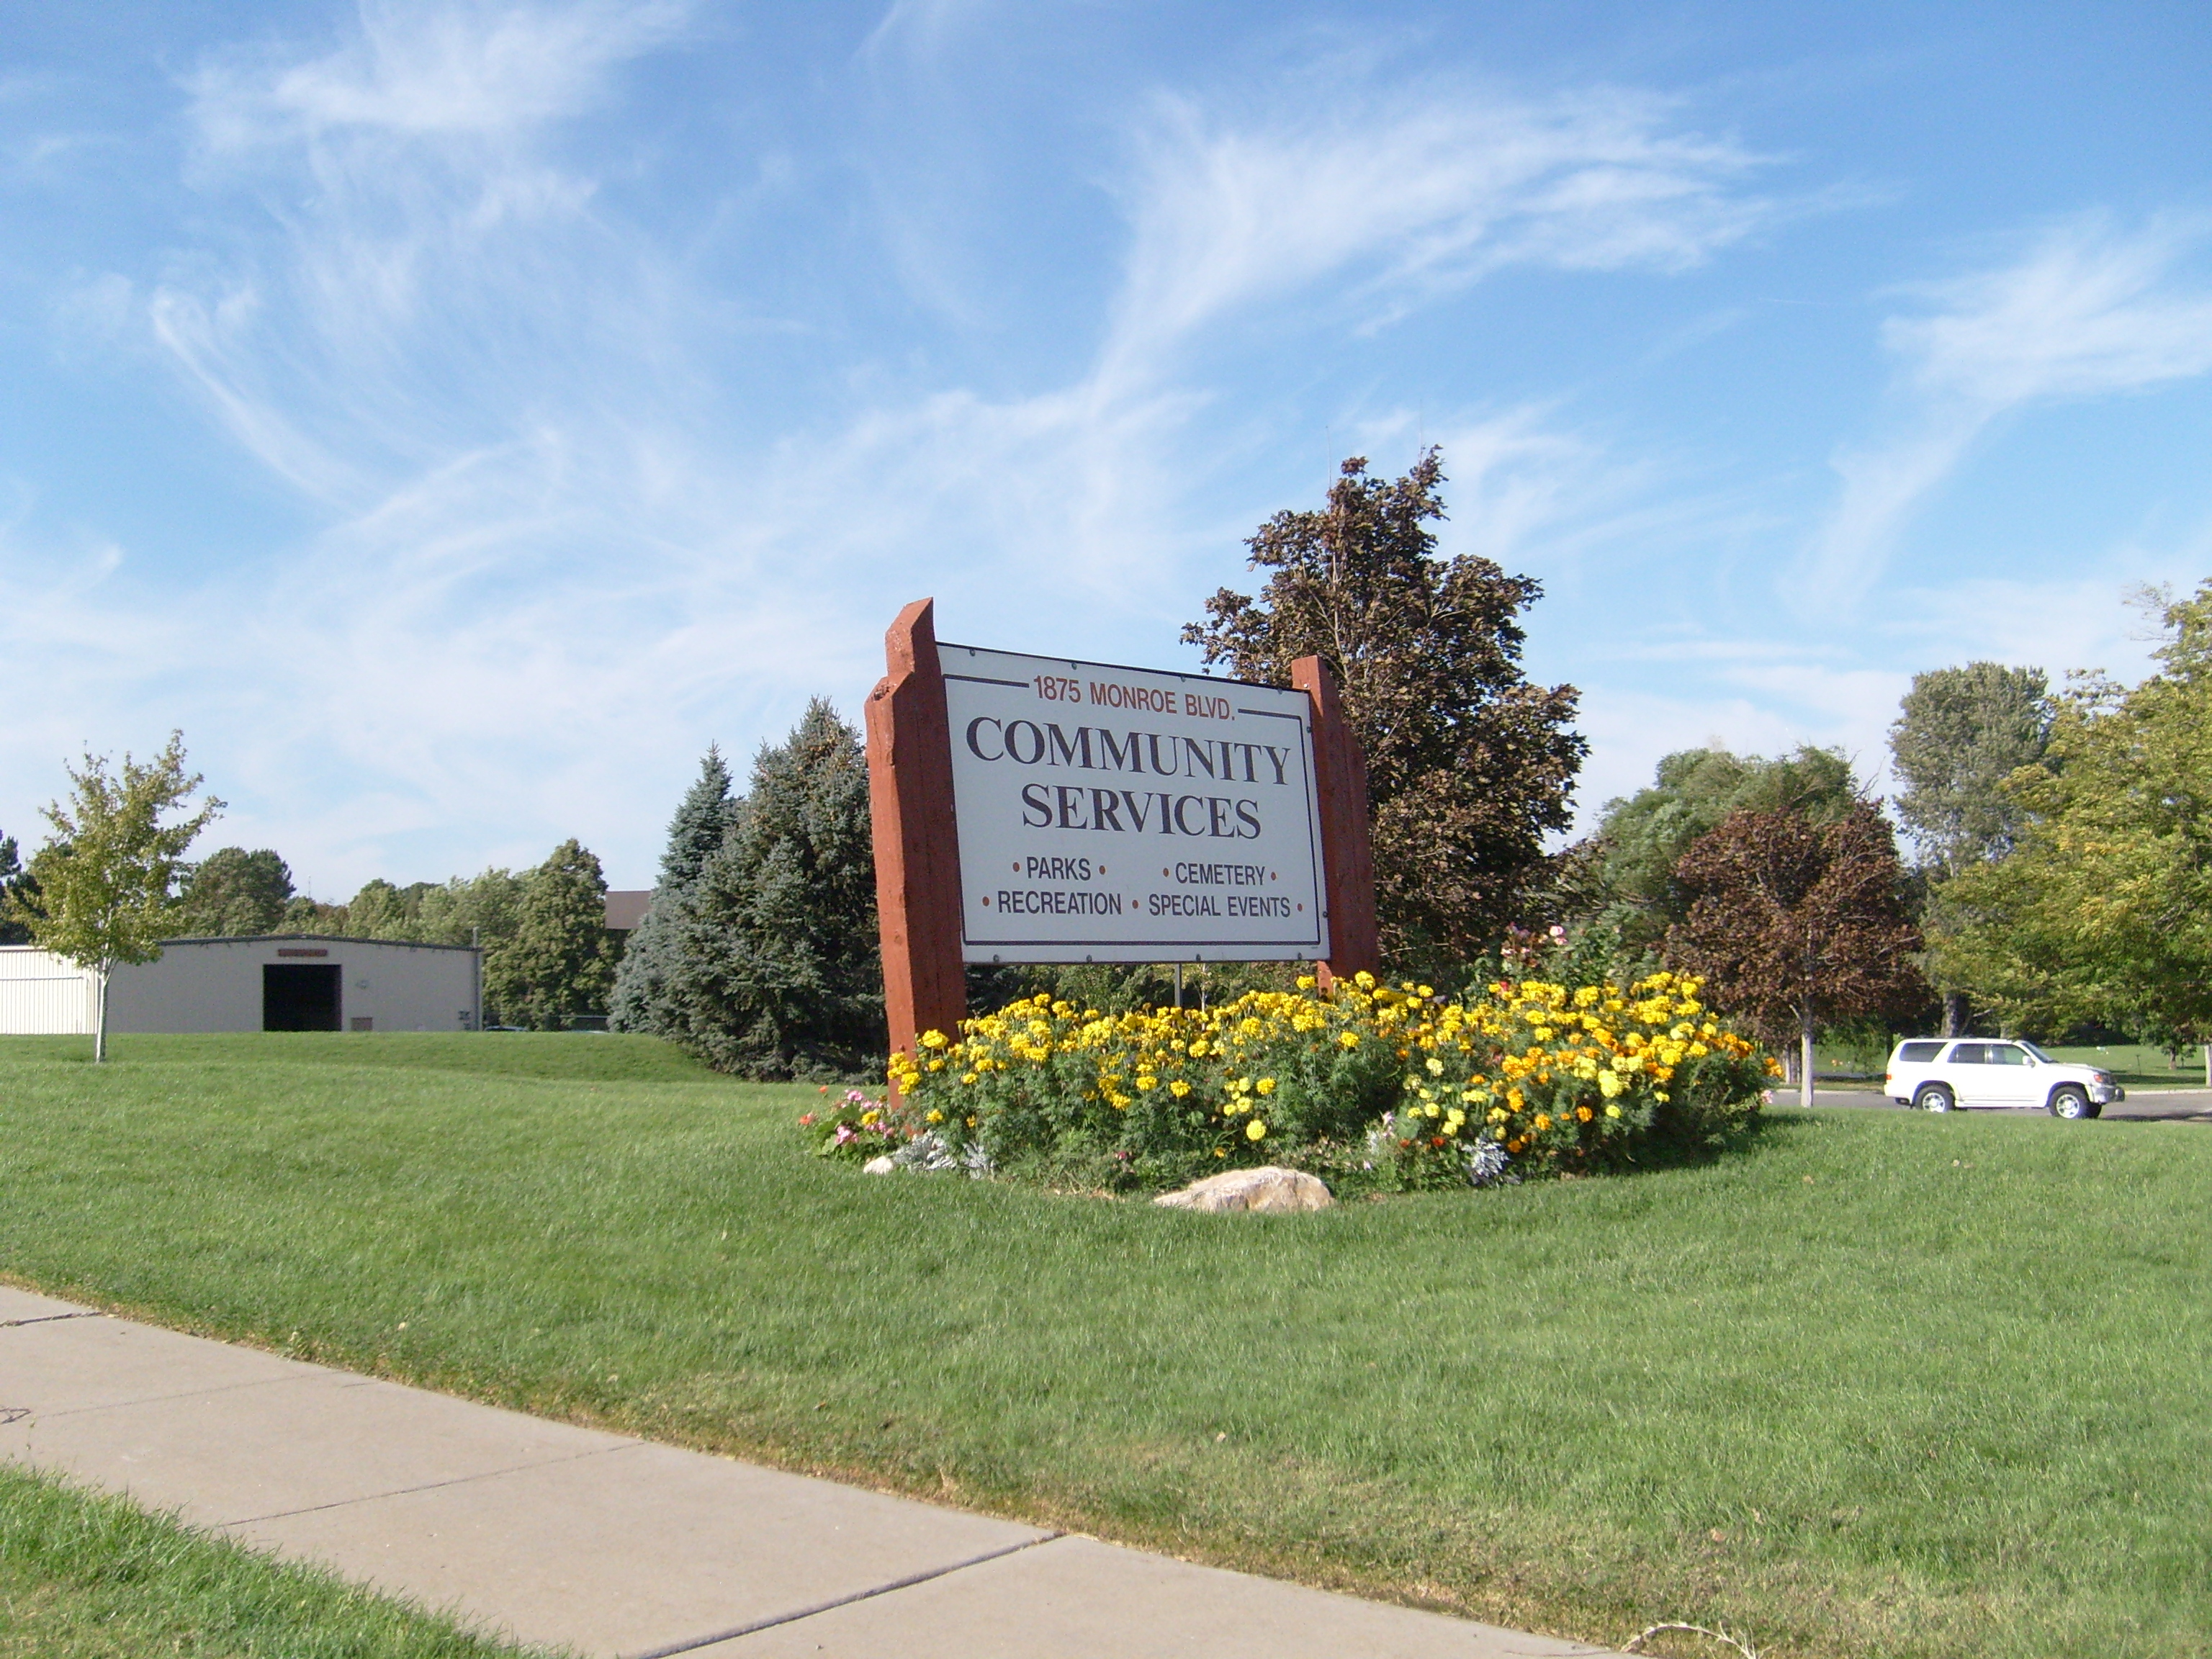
[{"left": 0, "top": 1285, "right": 1618, "bottom": 1659}]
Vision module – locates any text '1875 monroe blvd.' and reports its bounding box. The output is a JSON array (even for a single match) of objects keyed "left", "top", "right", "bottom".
[{"left": 941, "top": 643, "right": 1329, "bottom": 963}]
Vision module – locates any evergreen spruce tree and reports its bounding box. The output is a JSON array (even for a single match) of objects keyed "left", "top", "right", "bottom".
[
  {"left": 610, "top": 746, "right": 736, "bottom": 1035},
  {"left": 483, "top": 840, "right": 615, "bottom": 1030},
  {"left": 664, "top": 703, "right": 881, "bottom": 1078},
  {"left": 0, "top": 832, "right": 35, "bottom": 945}
]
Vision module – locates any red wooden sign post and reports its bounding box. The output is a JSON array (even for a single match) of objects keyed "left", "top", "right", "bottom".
[
  {"left": 864, "top": 599, "right": 969, "bottom": 1070},
  {"left": 866, "top": 598, "right": 1382, "bottom": 1069},
  {"left": 1292, "top": 655, "right": 1381, "bottom": 992}
]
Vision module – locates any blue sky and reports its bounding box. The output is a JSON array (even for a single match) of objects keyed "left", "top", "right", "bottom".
[{"left": 6, "top": 1, "right": 2211, "bottom": 894}]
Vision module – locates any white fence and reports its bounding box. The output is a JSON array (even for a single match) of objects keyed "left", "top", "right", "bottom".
[{"left": 0, "top": 948, "right": 98, "bottom": 1035}]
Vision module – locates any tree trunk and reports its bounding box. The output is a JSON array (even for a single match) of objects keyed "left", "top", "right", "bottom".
[
  {"left": 1799, "top": 1009, "right": 1816, "bottom": 1109},
  {"left": 2203, "top": 1043, "right": 2209, "bottom": 1090},
  {"left": 1943, "top": 990, "right": 1968, "bottom": 1038},
  {"left": 94, "top": 966, "right": 109, "bottom": 1064}
]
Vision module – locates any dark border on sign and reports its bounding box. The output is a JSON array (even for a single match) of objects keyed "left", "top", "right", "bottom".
[{"left": 939, "top": 639, "right": 1292, "bottom": 698}]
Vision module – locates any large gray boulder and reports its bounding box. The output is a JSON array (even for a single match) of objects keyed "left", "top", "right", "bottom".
[{"left": 1152, "top": 1166, "right": 1334, "bottom": 1213}]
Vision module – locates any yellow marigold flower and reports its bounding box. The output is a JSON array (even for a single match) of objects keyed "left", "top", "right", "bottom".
[
  {"left": 1296, "top": 975, "right": 1316, "bottom": 990},
  {"left": 1353, "top": 971, "right": 1376, "bottom": 989},
  {"left": 1246, "top": 1119, "right": 1267, "bottom": 1141},
  {"left": 927, "top": 1058, "right": 946, "bottom": 1071},
  {"left": 1534, "top": 1113, "right": 1552, "bottom": 1131},
  {"left": 1604, "top": 1104, "right": 1622, "bottom": 1119},
  {"left": 1256, "top": 1076, "right": 1275, "bottom": 1094},
  {"left": 959, "top": 1072, "right": 977, "bottom": 1085},
  {"left": 1337, "top": 1031, "right": 1359, "bottom": 1048},
  {"left": 1169, "top": 1080, "right": 1191, "bottom": 1097},
  {"left": 1488, "top": 1107, "right": 1508, "bottom": 1123},
  {"left": 920, "top": 1030, "right": 948, "bottom": 1049},
  {"left": 1425, "top": 1056, "right": 1444, "bottom": 1076},
  {"left": 1575, "top": 1105, "right": 1593, "bottom": 1123},
  {"left": 1136, "top": 1075, "right": 1158, "bottom": 1091}
]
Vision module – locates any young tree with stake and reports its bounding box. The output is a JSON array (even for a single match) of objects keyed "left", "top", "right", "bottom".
[{"left": 6, "top": 734, "right": 222, "bottom": 1062}]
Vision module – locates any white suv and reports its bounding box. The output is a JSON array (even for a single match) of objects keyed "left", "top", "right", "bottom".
[{"left": 1884, "top": 1038, "right": 2123, "bottom": 1119}]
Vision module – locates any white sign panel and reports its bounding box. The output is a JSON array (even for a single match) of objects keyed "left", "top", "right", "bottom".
[{"left": 940, "top": 642, "right": 1329, "bottom": 963}]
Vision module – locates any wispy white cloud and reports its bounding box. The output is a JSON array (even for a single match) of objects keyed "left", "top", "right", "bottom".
[
  {"left": 1806, "top": 214, "right": 2212, "bottom": 605},
  {"left": 1104, "top": 82, "right": 1776, "bottom": 388},
  {"left": 190, "top": 0, "right": 688, "bottom": 148},
  {"left": 11, "top": 11, "right": 1797, "bottom": 890}
]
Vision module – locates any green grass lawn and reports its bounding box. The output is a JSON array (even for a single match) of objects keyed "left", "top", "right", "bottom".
[
  {"left": 0, "top": 1033, "right": 2206, "bottom": 1659},
  {"left": 0, "top": 1463, "right": 544, "bottom": 1658}
]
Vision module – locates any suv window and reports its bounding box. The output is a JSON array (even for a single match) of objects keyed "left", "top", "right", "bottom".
[
  {"left": 1897, "top": 1041, "right": 1944, "bottom": 1063},
  {"left": 1947, "top": 1043, "right": 1987, "bottom": 1064},
  {"left": 1989, "top": 1043, "right": 2029, "bottom": 1066}
]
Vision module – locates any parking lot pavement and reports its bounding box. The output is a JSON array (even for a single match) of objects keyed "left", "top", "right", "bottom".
[{"left": 1796, "top": 1088, "right": 2212, "bottom": 1122}]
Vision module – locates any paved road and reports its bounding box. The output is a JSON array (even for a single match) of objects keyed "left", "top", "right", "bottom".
[
  {"left": 0, "top": 1284, "right": 1619, "bottom": 1659},
  {"left": 1792, "top": 1087, "right": 2212, "bottom": 1122}
]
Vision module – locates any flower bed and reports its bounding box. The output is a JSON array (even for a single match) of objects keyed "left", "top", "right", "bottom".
[{"left": 820, "top": 973, "right": 1773, "bottom": 1194}]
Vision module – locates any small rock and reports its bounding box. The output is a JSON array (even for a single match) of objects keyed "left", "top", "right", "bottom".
[
  {"left": 862, "top": 1155, "right": 897, "bottom": 1175},
  {"left": 1152, "top": 1166, "right": 1333, "bottom": 1213}
]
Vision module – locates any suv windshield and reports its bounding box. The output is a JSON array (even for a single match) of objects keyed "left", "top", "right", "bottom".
[{"left": 2019, "top": 1040, "right": 2055, "bottom": 1063}]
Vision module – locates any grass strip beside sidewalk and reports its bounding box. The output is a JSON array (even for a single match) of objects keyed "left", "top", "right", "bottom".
[
  {"left": 0, "top": 1033, "right": 2208, "bottom": 1659},
  {"left": 0, "top": 1462, "right": 545, "bottom": 1659}
]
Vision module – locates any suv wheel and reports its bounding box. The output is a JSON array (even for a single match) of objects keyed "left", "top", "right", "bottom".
[
  {"left": 1915, "top": 1084, "right": 1954, "bottom": 1113},
  {"left": 2049, "top": 1085, "right": 2092, "bottom": 1120}
]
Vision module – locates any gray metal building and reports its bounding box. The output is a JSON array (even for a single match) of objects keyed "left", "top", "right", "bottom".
[{"left": 0, "top": 937, "right": 482, "bottom": 1035}]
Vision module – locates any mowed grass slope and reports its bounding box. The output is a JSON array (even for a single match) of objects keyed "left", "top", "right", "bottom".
[
  {"left": 0, "top": 1462, "right": 545, "bottom": 1658},
  {"left": 0, "top": 1034, "right": 2206, "bottom": 1658}
]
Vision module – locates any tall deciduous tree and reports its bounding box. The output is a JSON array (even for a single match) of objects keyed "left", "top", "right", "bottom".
[
  {"left": 664, "top": 702, "right": 880, "bottom": 1078},
  {"left": 1666, "top": 804, "right": 1925, "bottom": 1105},
  {"left": 1889, "top": 663, "right": 2054, "bottom": 876},
  {"left": 611, "top": 746, "right": 737, "bottom": 1038},
  {"left": 1887, "top": 662, "right": 2054, "bottom": 1035},
  {"left": 482, "top": 841, "right": 614, "bottom": 1030},
  {"left": 1183, "top": 449, "right": 1586, "bottom": 975},
  {"left": 177, "top": 847, "right": 295, "bottom": 936},
  {"left": 6, "top": 734, "right": 222, "bottom": 1061},
  {"left": 1557, "top": 746, "right": 1862, "bottom": 974},
  {"left": 1941, "top": 584, "right": 2212, "bottom": 1053}
]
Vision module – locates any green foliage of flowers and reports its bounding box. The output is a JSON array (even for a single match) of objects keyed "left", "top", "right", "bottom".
[
  {"left": 854, "top": 971, "right": 1776, "bottom": 1192},
  {"left": 801, "top": 1087, "right": 903, "bottom": 1164}
]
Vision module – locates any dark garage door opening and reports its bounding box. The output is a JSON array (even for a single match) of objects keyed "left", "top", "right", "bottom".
[{"left": 264, "top": 963, "right": 341, "bottom": 1032}]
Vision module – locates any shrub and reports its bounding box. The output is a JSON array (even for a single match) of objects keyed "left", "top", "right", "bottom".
[{"left": 848, "top": 971, "right": 1773, "bottom": 1193}]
